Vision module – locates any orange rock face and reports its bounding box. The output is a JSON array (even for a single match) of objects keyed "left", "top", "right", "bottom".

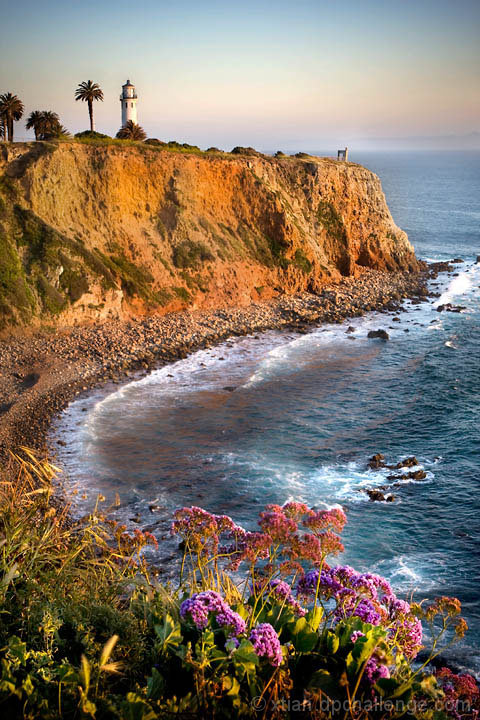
[{"left": 0, "top": 143, "right": 418, "bottom": 328}]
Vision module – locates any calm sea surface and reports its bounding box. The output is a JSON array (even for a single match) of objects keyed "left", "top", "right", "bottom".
[{"left": 51, "top": 151, "right": 480, "bottom": 671}]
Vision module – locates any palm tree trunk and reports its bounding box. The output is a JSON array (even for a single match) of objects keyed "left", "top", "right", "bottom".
[
  {"left": 88, "top": 100, "right": 94, "bottom": 131},
  {"left": 8, "top": 115, "right": 13, "bottom": 142}
]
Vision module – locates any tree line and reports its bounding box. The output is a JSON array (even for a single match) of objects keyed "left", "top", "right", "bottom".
[{"left": 0, "top": 80, "right": 146, "bottom": 142}]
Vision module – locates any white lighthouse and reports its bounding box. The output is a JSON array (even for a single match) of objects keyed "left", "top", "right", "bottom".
[{"left": 120, "top": 80, "right": 138, "bottom": 126}]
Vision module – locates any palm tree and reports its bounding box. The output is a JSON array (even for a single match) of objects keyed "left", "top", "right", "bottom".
[
  {"left": 42, "top": 124, "right": 71, "bottom": 140},
  {"left": 26, "top": 110, "right": 61, "bottom": 140},
  {"left": 38, "top": 111, "right": 60, "bottom": 138},
  {"left": 74, "top": 80, "right": 104, "bottom": 132},
  {"left": 116, "top": 120, "right": 147, "bottom": 141},
  {"left": 0, "top": 93, "right": 24, "bottom": 142},
  {"left": 26, "top": 110, "right": 44, "bottom": 140}
]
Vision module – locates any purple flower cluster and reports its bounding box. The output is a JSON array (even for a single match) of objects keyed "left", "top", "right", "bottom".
[
  {"left": 296, "top": 565, "right": 423, "bottom": 658},
  {"left": 249, "top": 623, "right": 283, "bottom": 667},
  {"left": 180, "top": 591, "right": 246, "bottom": 636},
  {"left": 337, "top": 597, "right": 382, "bottom": 626},
  {"left": 364, "top": 657, "right": 390, "bottom": 685},
  {"left": 257, "top": 578, "right": 306, "bottom": 617}
]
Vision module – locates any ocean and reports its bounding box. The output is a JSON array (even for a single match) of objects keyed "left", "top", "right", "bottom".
[{"left": 50, "top": 151, "right": 480, "bottom": 672}]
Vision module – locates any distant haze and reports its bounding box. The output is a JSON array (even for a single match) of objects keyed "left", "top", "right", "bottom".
[{"left": 1, "top": 0, "right": 479, "bottom": 151}]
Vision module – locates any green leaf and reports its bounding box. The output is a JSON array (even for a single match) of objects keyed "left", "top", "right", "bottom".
[
  {"left": 22, "top": 675, "right": 34, "bottom": 697},
  {"left": 7, "top": 636, "right": 28, "bottom": 665},
  {"left": 233, "top": 640, "right": 259, "bottom": 667},
  {"left": 326, "top": 630, "right": 340, "bottom": 655},
  {"left": 223, "top": 675, "right": 241, "bottom": 698},
  {"left": 306, "top": 606, "right": 323, "bottom": 632},
  {"left": 419, "top": 674, "right": 441, "bottom": 698},
  {"left": 154, "top": 614, "right": 183, "bottom": 653},
  {"left": 232, "top": 640, "right": 259, "bottom": 680},
  {"left": 146, "top": 668, "right": 165, "bottom": 700},
  {"left": 308, "top": 669, "right": 338, "bottom": 696},
  {"left": 290, "top": 617, "right": 319, "bottom": 652},
  {"left": 57, "top": 664, "right": 78, "bottom": 684},
  {"left": 122, "top": 693, "right": 157, "bottom": 720},
  {"left": 376, "top": 677, "right": 403, "bottom": 697}
]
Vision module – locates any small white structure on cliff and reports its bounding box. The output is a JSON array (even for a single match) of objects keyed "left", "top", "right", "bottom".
[
  {"left": 120, "top": 80, "right": 138, "bottom": 126},
  {"left": 337, "top": 147, "right": 348, "bottom": 161}
]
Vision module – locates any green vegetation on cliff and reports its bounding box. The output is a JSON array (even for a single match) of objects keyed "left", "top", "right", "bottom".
[{"left": 0, "top": 141, "right": 418, "bottom": 330}]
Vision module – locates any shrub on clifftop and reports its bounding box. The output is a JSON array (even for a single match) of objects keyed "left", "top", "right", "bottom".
[
  {"left": 116, "top": 120, "right": 147, "bottom": 141},
  {"left": 74, "top": 130, "right": 111, "bottom": 140}
]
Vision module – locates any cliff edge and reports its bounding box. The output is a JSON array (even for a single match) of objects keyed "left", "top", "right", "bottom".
[{"left": 0, "top": 142, "right": 418, "bottom": 330}]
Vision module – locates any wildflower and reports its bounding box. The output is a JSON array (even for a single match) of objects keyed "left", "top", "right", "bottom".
[
  {"left": 437, "top": 667, "right": 480, "bottom": 704},
  {"left": 143, "top": 531, "right": 158, "bottom": 549},
  {"left": 425, "top": 596, "right": 462, "bottom": 621},
  {"left": 258, "top": 505, "right": 297, "bottom": 543},
  {"left": 171, "top": 506, "right": 221, "bottom": 555},
  {"left": 303, "top": 507, "right": 347, "bottom": 533},
  {"left": 455, "top": 617, "right": 468, "bottom": 638},
  {"left": 249, "top": 623, "right": 283, "bottom": 667},
  {"left": 221, "top": 530, "right": 271, "bottom": 570},
  {"left": 180, "top": 591, "right": 246, "bottom": 636},
  {"left": 255, "top": 578, "right": 306, "bottom": 616},
  {"left": 282, "top": 501, "right": 311, "bottom": 520},
  {"left": 278, "top": 560, "right": 304, "bottom": 578},
  {"left": 364, "top": 657, "right": 390, "bottom": 684},
  {"left": 336, "top": 596, "right": 382, "bottom": 626},
  {"left": 350, "top": 630, "right": 365, "bottom": 643},
  {"left": 296, "top": 567, "right": 342, "bottom": 599}
]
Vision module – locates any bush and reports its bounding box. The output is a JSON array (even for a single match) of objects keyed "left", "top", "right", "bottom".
[
  {"left": 0, "top": 453, "right": 477, "bottom": 719},
  {"left": 144, "top": 138, "right": 166, "bottom": 146},
  {"left": 172, "top": 240, "right": 214, "bottom": 269},
  {"left": 74, "top": 130, "right": 111, "bottom": 140},
  {"left": 293, "top": 248, "right": 313, "bottom": 274},
  {"left": 231, "top": 146, "right": 262, "bottom": 156},
  {"left": 167, "top": 140, "right": 201, "bottom": 152}
]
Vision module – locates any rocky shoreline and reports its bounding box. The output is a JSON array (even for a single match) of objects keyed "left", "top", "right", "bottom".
[{"left": 0, "top": 265, "right": 442, "bottom": 474}]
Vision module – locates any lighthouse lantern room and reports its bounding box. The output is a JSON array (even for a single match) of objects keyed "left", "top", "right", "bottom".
[{"left": 120, "top": 80, "right": 138, "bottom": 126}]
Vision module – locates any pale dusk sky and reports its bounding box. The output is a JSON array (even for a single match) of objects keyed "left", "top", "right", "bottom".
[{"left": 1, "top": 0, "right": 479, "bottom": 150}]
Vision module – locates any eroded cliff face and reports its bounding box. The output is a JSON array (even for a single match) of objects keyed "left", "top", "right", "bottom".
[{"left": 0, "top": 142, "right": 418, "bottom": 329}]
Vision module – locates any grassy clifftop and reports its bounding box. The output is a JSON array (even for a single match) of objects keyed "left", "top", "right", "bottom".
[{"left": 0, "top": 141, "right": 418, "bottom": 331}]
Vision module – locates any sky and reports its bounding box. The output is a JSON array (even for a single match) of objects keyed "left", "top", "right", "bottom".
[{"left": 1, "top": 0, "right": 479, "bottom": 150}]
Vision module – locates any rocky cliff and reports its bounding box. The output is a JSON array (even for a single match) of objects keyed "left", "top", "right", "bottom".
[{"left": 0, "top": 141, "right": 418, "bottom": 330}]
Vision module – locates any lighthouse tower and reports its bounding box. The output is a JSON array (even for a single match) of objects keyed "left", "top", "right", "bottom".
[{"left": 120, "top": 80, "right": 138, "bottom": 126}]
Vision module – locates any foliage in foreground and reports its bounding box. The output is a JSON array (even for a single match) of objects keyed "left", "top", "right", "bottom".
[{"left": 0, "top": 452, "right": 478, "bottom": 719}]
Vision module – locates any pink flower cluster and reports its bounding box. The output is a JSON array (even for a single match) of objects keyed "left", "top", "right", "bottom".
[
  {"left": 180, "top": 591, "right": 246, "bottom": 637},
  {"left": 172, "top": 502, "right": 347, "bottom": 580},
  {"left": 171, "top": 506, "right": 240, "bottom": 557},
  {"left": 249, "top": 623, "right": 283, "bottom": 667},
  {"left": 226, "top": 503, "right": 346, "bottom": 570}
]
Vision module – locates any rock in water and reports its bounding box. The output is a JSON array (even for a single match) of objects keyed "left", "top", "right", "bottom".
[
  {"left": 368, "top": 453, "right": 386, "bottom": 469},
  {"left": 396, "top": 456, "right": 419, "bottom": 468},
  {"left": 367, "top": 329, "right": 390, "bottom": 340},
  {"left": 367, "top": 489, "right": 386, "bottom": 502}
]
